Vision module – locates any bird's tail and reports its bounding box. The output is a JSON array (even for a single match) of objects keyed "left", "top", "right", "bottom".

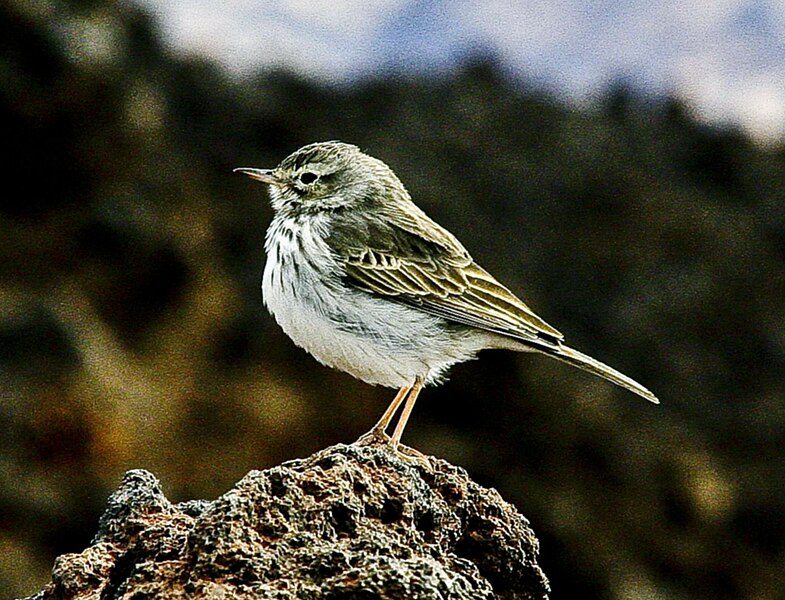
[{"left": 539, "top": 343, "right": 659, "bottom": 404}]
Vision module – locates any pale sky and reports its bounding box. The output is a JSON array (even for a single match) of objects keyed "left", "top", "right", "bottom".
[{"left": 131, "top": 0, "right": 785, "bottom": 144}]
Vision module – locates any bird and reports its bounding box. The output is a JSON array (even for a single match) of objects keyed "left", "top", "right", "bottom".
[{"left": 235, "top": 141, "right": 658, "bottom": 455}]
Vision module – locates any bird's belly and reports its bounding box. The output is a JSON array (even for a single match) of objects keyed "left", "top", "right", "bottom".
[{"left": 262, "top": 254, "right": 482, "bottom": 388}]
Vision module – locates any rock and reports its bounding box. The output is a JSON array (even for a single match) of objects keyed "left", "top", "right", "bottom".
[{"left": 26, "top": 443, "right": 549, "bottom": 599}]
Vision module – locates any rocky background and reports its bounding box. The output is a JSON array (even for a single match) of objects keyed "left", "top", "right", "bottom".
[{"left": 2, "top": 1, "right": 784, "bottom": 598}]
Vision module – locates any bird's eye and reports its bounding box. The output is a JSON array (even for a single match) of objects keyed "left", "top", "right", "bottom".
[{"left": 299, "top": 172, "right": 318, "bottom": 185}]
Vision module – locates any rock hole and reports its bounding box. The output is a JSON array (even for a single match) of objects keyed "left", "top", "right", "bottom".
[
  {"left": 269, "top": 473, "right": 287, "bottom": 498},
  {"left": 353, "top": 480, "right": 367, "bottom": 496},
  {"left": 330, "top": 503, "right": 356, "bottom": 536},
  {"left": 301, "top": 478, "right": 324, "bottom": 497},
  {"left": 415, "top": 510, "right": 437, "bottom": 532},
  {"left": 439, "top": 483, "right": 463, "bottom": 505},
  {"left": 380, "top": 498, "right": 404, "bottom": 524}
]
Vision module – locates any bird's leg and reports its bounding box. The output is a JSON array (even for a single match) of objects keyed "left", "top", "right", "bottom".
[
  {"left": 390, "top": 376, "right": 424, "bottom": 451},
  {"left": 354, "top": 384, "right": 411, "bottom": 446}
]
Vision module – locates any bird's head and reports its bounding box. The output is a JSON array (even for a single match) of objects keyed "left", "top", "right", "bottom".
[{"left": 235, "top": 141, "right": 405, "bottom": 216}]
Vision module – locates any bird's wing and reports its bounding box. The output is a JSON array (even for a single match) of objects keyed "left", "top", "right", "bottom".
[{"left": 327, "top": 210, "right": 563, "bottom": 344}]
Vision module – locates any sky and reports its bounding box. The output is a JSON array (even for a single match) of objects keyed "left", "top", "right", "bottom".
[{"left": 131, "top": 0, "right": 785, "bottom": 144}]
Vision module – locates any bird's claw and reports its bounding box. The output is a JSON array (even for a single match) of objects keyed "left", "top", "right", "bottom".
[
  {"left": 353, "top": 429, "right": 432, "bottom": 469},
  {"left": 353, "top": 428, "right": 391, "bottom": 447},
  {"left": 394, "top": 443, "right": 432, "bottom": 470}
]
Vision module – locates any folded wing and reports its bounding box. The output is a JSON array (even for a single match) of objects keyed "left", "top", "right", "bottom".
[{"left": 327, "top": 209, "right": 563, "bottom": 345}]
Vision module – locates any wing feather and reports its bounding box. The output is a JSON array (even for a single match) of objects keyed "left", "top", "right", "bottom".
[
  {"left": 339, "top": 242, "right": 563, "bottom": 343},
  {"left": 327, "top": 206, "right": 563, "bottom": 343}
]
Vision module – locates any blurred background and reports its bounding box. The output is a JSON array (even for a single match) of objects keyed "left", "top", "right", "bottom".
[{"left": 2, "top": 1, "right": 784, "bottom": 598}]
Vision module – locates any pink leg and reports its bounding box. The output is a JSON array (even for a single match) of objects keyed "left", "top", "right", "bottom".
[
  {"left": 354, "top": 384, "right": 411, "bottom": 445},
  {"left": 390, "top": 377, "right": 425, "bottom": 450},
  {"left": 370, "top": 384, "right": 411, "bottom": 435}
]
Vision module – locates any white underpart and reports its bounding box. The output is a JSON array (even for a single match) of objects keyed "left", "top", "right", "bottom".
[{"left": 262, "top": 214, "right": 489, "bottom": 388}]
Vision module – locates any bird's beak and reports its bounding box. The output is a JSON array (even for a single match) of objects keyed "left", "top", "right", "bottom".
[{"left": 233, "top": 167, "right": 280, "bottom": 185}]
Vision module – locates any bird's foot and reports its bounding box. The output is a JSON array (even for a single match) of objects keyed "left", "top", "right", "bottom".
[
  {"left": 352, "top": 428, "right": 432, "bottom": 470},
  {"left": 353, "top": 427, "right": 391, "bottom": 447},
  {"left": 394, "top": 443, "right": 432, "bottom": 470}
]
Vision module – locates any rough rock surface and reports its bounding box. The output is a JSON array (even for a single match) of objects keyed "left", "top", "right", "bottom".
[{"left": 25, "top": 443, "right": 549, "bottom": 599}]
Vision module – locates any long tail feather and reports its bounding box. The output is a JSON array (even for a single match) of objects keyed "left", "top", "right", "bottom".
[{"left": 541, "top": 344, "right": 659, "bottom": 404}]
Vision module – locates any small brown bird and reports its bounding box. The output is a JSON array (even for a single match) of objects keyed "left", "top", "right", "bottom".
[{"left": 236, "top": 141, "right": 658, "bottom": 454}]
